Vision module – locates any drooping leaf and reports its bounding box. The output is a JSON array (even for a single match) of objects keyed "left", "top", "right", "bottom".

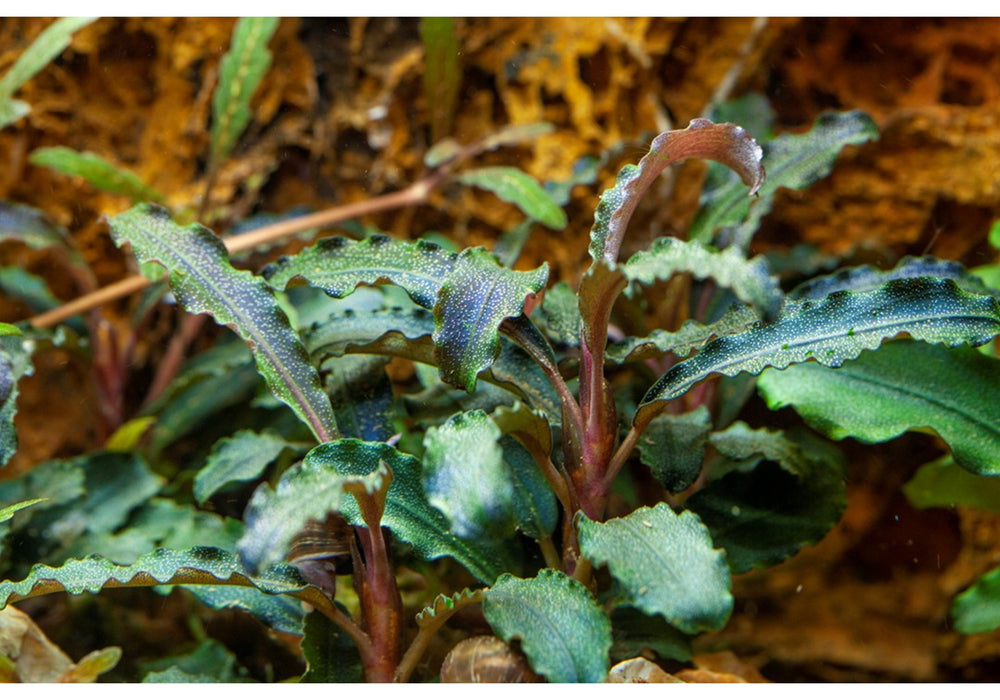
[
  {"left": 209, "top": 17, "right": 280, "bottom": 165},
  {"left": 29, "top": 147, "right": 165, "bottom": 203},
  {"left": 577, "top": 504, "right": 732, "bottom": 634},
  {"left": 264, "top": 234, "right": 458, "bottom": 308},
  {"left": 636, "top": 277, "right": 1000, "bottom": 429},
  {"left": 590, "top": 118, "right": 764, "bottom": 263},
  {"left": 758, "top": 340, "right": 1000, "bottom": 476},
  {"left": 903, "top": 456, "right": 1000, "bottom": 514},
  {"left": 0, "top": 18, "right": 97, "bottom": 129},
  {"left": 301, "top": 608, "right": 362, "bottom": 682},
  {"left": 690, "top": 109, "right": 879, "bottom": 247},
  {"left": 109, "top": 203, "right": 338, "bottom": 443},
  {"left": 420, "top": 17, "right": 460, "bottom": 144},
  {"left": 952, "top": 566, "right": 1000, "bottom": 634},
  {"left": 624, "top": 237, "right": 783, "bottom": 321},
  {"left": 433, "top": 247, "right": 548, "bottom": 392},
  {"left": 422, "top": 410, "right": 515, "bottom": 540},
  {"left": 456, "top": 167, "right": 567, "bottom": 229},
  {"left": 194, "top": 429, "right": 306, "bottom": 504},
  {"left": 638, "top": 406, "right": 712, "bottom": 493},
  {"left": 482, "top": 569, "right": 612, "bottom": 683}
]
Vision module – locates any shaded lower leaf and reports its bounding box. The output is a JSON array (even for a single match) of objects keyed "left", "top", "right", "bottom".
[
  {"left": 903, "top": 456, "right": 1000, "bottom": 514},
  {"left": 638, "top": 406, "right": 711, "bottom": 493},
  {"left": 758, "top": 340, "right": 1000, "bottom": 475},
  {"left": 301, "top": 608, "right": 362, "bottom": 682},
  {"left": 500, "top": 436, "right": 557, "bottom": 539},
  {"left": 952, "top": 566, "right": 1000, "bottom": 634},
  {"left": 140, "top": 639, "right": 241, "bottom": 683},
  {"left": 483, "top": 569, "right": 612, "bottom": 683},
  {"left": 194, "top": 429, "right": 306, "bottom": 504},
  {"left": 577, "top": 504, "right": 732, "bottom": 634},
  {"left": 609, "top": 606, "right": 692, "bottom": 663},
  {"left": 183, "top": 585, "right": 305, "bottom": 636}
]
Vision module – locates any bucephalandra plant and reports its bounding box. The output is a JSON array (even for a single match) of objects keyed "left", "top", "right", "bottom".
[{"left": 2, "top": 96, "right": 1000, "bottom": 682}]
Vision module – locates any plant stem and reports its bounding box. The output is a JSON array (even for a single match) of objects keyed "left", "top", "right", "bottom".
[
  {"left": 537, "top": 534, "right": 562, "bottom": 570},
  {"left": 603, "top": 424, "right": 641, "bottom": 492},
  {"left": 354, "top": 497, "right": 403, "bottom": 683}
]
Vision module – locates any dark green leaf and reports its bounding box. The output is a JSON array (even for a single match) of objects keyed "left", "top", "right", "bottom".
[
  {"left": 610, "top": 606, "right": 692, "bottom": 663},
  {"left": 607, "top": 305, "right": 759, "bottom": 365},
  {"left": 636, "top": 277, "right": 1000, "bottom": 429},
  {"left": 141, "top": 639, "right": 241, "bottom": 683},
  {"left": 759, "top": 340, "right": 1000, "bottom": 476},
  {"left": 210, "top": 17, "right": 280, "bottom": 165},
  {"left": 577, "top": 504, "right": 732, "bottom": 634},
  {"left": 29, "top": 147, "right": 164, "bottom": 203},
  {"left": 538, "top": 281, "right": 582, "bottom": 347},
  {"left": 904, "top": 456, "right": 1000, "bottom": 514},
  {"left": 638, "top": 407, "right": 711, "bottom": 493},
  {"left": 709, "top": 421, "right": 820, "bottom": 477},
  {"left": 185, "top": 585, "right": 304, "bottom": 636},
  {"left": 301, "top": 608, "right": 362, "bottom": 682},
  {"left": 194, "top": 429, "right": 305, "bottom": 504},
  {"left": 952, "top": 566, "right": 1000, "bottom": 634},
  {"left": 456, "top": 167, "right": 567, "bottom": 229},
  {"left": 500, "top": 436, "right": 557, "bottom": 539},
  {"left": 483, "top": 569, "right": 612, "bottom": 683},
  {"left": 109, "top": 204, "right": 338, "bottom": 443},
  {"left": 433, "top": 247, "right": 548, "bottom": 392}
]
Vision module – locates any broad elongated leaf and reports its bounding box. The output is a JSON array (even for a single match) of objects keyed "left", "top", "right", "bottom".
[
  {"left": 109, "top": 204, "right": 338, "bottom": 443},
  {"left": 952, "top": 566, "right": 1000, "bottom": 634},
  {"left": 709, "top": 421, "right": 820, "bottom": 477},
  {"left": 590, "top": 118, "right": 764, "bottom": 263},
  {"left": 322, "top": 355, "right": 396, "bottom": 442},
  {"left": 423, "top": 410, "right": 515, "bottom": 540},
  {"left": 456, "top": 167, "right": 567, "bottom": 229},
  {"left": 0, "top": 546, "right": 313, "bottom": 609},
  {"left": 624, "top": 237, "right": 782, "bottom": 321},
  {"left": 690, "top": 110, "right": 879, "bottom": 247},
  {"left": 264, "top": 235, "right": 457, "bottom": 308},
  {"left": 483, "top": 569, "right": 612, "bottom": 683},
  {"left": 638, "top": 407, "right": 712, "bottom": 493},
  {"left": 184, "top": 585, "right": 305, "bottom": 636},
  {"left": 210, "top": 17, "right": 280, "bottom": 165},
  {"left": 29, "top": 147, "right": 165, "bottom": 203},
  {"left": 758, "top": 340, "right": 1000, "bottom": 475},
  {"left": 194, "top": 429, "right": 305, "bottom": 504},
  {"left": 290, "top": 440, "right": 509, "bottom": 583},
  {"left": 433, "top": 248, "right": 548, "bottom": 392},
  {"left": 577, "top": 504, "right": 732, "bottom": 634},
  {"left": 636, "top": 277, "right": 1000, "bottom": 428}
]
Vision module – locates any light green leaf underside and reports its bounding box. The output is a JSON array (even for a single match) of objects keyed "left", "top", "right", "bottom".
[
  {"left": 577, "top": 504, "right": 732, "bottom": 634},
  {"left": 109, "top": 203, "right": 337, "bottom": 443},
  {"left": 758, "top": 340, "right": 1000, "bottom": 476},
  {"left": 624, "top": 237, "right": 782, "bottom": 321},
  {"left": 456, "top": 166, "right": 568, "bottom": 229},
  {"left": 483, "top": 569, "right": 612, "bottom": 683},
  {"left": 29, "top": 147, "right": 165, "bottom": 203},
  {"left": 636, "top": 277, "right": 1000, "bottom": 427}
]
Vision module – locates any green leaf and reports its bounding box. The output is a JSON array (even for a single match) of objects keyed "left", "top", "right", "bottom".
[
  {"left": 577, "top": 503, "right": 732, "bottom": 634},
  {"left": 433, "top": 248, "right": 548, "bottom": 392},
  {"left": 0, "top": 498, "right": 46, "bottom": 524},
  {"left": 184, "top": 585, "right": 304, "bottom": 636},
  {"left": 210, "top": 17, "right": 280, "bottom": 165},
  {"left": 301, "top": 608, "right": 362, "bottom": 682},
  {"left": 420, "top": 17, "right": 460, "bottom": 144},
  {"left": 456, "top": 167, "right": 567, "bottom": 229},
  {"left": 264, "top": 234, "right": 458, "bottom": 308},
  {"left": 0, "top": 546, "right": 312, "bottom": 609},
  {"left": 636, "top": 277, "right": 1000, "bottom": 429},
  {"left": 29, "top": 147, "right": 165, "bottom": 203},
  {"left": 708, "top": 420, "right": 822, "bottom": 477},
  {"left": 109, "top": 203, "right": 338, "bottom": 443},
  {"left": 0, "top": 459, "right": 85, "bottom": 521},
  {"left": 610, "top": 607, "right": 692, "bottom": 663},
  {"left": 690, "top": 109, "right": 879, "bottom": 247},
  {"left": 904, "top": 456, "right": 1000, "bottom": 514},
  {"left": 194, "top": 429, "right": 305, "bottom": 504},
  {"left": 423, "top": 410, "right": 515, "bottom": 540},
  {"left": 141, "top": 639, "right": 241, "bottom": 683},
  {"left": 687, "top": 432, "right": 846, "bottom": 573},
  {"left": 0, "top": 334, "right": 33, "bottom": 467},
  {"left": 952, "top": 566, "right": 1000, "bottom": 634},
  {"left": 607, "top": 305, "right": 759, "bottom": 365},
  {"left": 638, "top": 406, "right": 711, "bottom": 493},
  {"left": 538, "top": 281, "right": 582, "bottom": 347},
  {"left": 759, "top": 340, "right": 1000, "bottom": 476},
  {"left": 0, "top": 18, "right": 97, "bottom": 129},
  {"left": 322, "top": 355, "right": 397, "bottom": 442},
  {"left": 500, "top": 436, "right": 558, "bottom": 539},
  {"left": 0, "top": 201, "right": 76, "bottom": 254},
  {"left": 483, "top": 569, "right": 612, "bottom": 683},
  {"left": 590, "top": 118, "right": 764, "bottom": 263},
  {"left": 624, "top": 237, "right": 783, "bottom": 321}
]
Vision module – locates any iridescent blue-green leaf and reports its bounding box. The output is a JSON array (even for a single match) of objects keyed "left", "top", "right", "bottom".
[
  {"left": 433, "top": 247, "right": 548, "bottom": 392},
  {"left": 109, "top": 203, "right": 338, "bottom": 443},
  {"left": 301, "top": 608, "right": 362, "bottom": 682},
  {"left": 322, "top": 355, "right": 396, "bottom": 442},
  {"left": 264, "top": 234, "right": 457, "bottom": 309},
  {"left": 590, "top": 119, "right": 764, "bottom": 263},
  {"left": 423, "top": 410, "right": 515, "bottom": 540},
  {"left": 292, "top": 440, "right": 509, "bottom": 583},
  {"left": 210, "top": 17, "right": 280, "bottom": 165},
  {"left": 624, "top": 237, "right": 782, "bottom": 321},
  {"left": 759, "top": 340, "right": 1000, "bottom": 476},
  {"left": 29, "top": 147, "right": 165, "bottom": 203},
  {"left": 184, "top": 584, "right": 305, "bottom": 636},
  {"left": 638, "top": 406, "right": 711, "bottom": 493},
  {"left": 456, "top": 167, "right": 567, "bottom": 229},
  {"left": 483, "top": 569, "right": 612, "bottom": 683},
  {"left": 194, "top": 429, "right": 306, "bottom": 504},
  {"left": 690, "top": 110, "right": 878, "bottom": 247},
  {"left": 577, "top": 504, "right": 732, "bottom": 634},
  {"left": 635, "top": 277, "right": 1000, "bottom": 429},
  {"left": 952, "top": 566, "right": 1000, "bottom": 634},
  {"left": 904, "top": 456, "right": 1000, "bottom": 514}
]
